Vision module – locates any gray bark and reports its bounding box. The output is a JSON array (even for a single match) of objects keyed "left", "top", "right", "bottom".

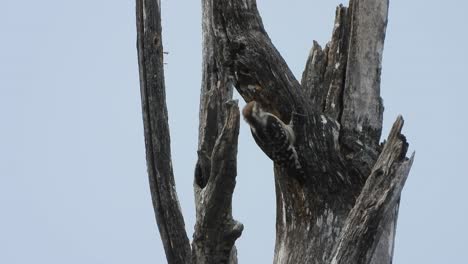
[
  {"left": 136, "top": 0, "right": 414, "bottom": 263},
  {"left": 135, "top": 0, "right": 191, "bottom": 263},
  {"left": 330, "top": 117, "right": 414, "bottom": 264},
  {"left": 136, "top": 0, "right": 242, "bottom": 263},
  {"left": 190, "top": 0, "right": 244, "bottom": 262}
]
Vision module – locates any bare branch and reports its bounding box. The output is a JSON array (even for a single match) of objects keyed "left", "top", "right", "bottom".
[
  {"left": 207, "top": 0, "right": 305, "bottom": 121},
  {"left": 331, "top": 117, "right": 414, "bottom": 264},
  {"left": 193, "top": 100, "right": 243, "bottom": 264},
  {"left": 341, "top": 0, "right": 388, "bottom": 149},
  {"left": 136, "top": 0, "right": 191, "bottom": 263},
  {"left": 191, "top": 2, "right": 244, "bottom": 263},
  {"left": 301, "top": 5, "right": 351, "bottom": 120},
  {"left": 301, "top": 41, "right": 328, "bottom": 112},
  {"left": 204, "top": 1, "right": 413, "bottom": 263},
  {"left": 370, "top": 201, "right": 400, "bottom": 264},
  {"left": 135, "top": 0, "right": 413, "bottom": 263},
  {"left": 206, "top": 0, "right": 350, "bottom": 185}
]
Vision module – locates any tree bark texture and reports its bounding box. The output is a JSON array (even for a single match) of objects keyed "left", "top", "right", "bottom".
[
  {"left": 136, "top": 0, "right": 242, "bottom": 263},
  {"left": 136, "top": 0, "right": 414, "bottom": 263},
  {"left": 136, "top": 0, "right": 191, "bottom": 263},
  {"left": 192, "top": 0, "right": 244, "bottom": 262}
]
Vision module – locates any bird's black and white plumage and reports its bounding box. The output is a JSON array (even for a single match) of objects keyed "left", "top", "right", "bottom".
[{"left": 242, "top": 101, "right": 302, "bottom": 171}]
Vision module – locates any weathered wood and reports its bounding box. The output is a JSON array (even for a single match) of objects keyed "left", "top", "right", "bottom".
[
  {"left": 302, "top": 5, "right": 350, "bottom": 120},
  {"left": 203, "top": 1, "right": 351, "bottom": 263},
  {"left": 301, "top": 41, "right": 328, "bottom": 112},
  {"left": 203, "top": 0, "right": 413, "bottom": 263},
  {"left": 370, "top": 201, "right": 400, "bottom": 264},
  {"left": 136, "top": 0, "right": 413, "bottom": 263},
  {"left": 331, "top": 117, "right": 414, "bottom": 264},
  {"left": 341, "top": 0, "right": 388, "bottom": 150},
  {"left": 136, "top": 0, "right": 191, "bottom": 263},
  {"left": 191, "top": 1, "right": 243, "bottom": 263},
  {"left": 192, "top": 101, "right": 243, "bottom": 264}
]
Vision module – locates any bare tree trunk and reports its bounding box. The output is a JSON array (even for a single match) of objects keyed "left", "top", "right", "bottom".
[
  {"left": 136, "top": 1, "right": 191, "bottom": 263},
  {"left": 136, "top": 0, "right": 242, "bottom": 263},
  {"left": 135, "top": 0, "right": 414, "bottom": 264}
]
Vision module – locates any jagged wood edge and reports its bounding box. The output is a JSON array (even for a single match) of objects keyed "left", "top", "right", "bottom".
[
  {"left": 205, "top": 0, "right": 350, "bottom": 186},
  {"left": 203, "top": 2, "right": 361, "bottom": 263},
  {"left": 301, "top": 1, "right": 408, "bottom": 263},
  {"left": 206, "top": 0, "right": 413, "bottom": 264},
  {"left": 136, "top": 0, "right": 191, "bottom": 263},
  {"left": 192, "top": 0, "right": 244, "bottom": 263},
  {"left": 135, "top": 0, "right": 414, "bottom": 263},
  {"left": 331, "top": 117, "right": 414, "bottom": 264},
  {"left": 193, "top": 101, "right": 243, "bottom": 264}
]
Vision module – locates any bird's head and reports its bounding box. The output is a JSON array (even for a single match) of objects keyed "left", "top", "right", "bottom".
[{"left": 242, "top": 101, "right": 261, "bottom": 125}]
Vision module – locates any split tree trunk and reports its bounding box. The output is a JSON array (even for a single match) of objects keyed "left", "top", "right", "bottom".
[{"left": 135, "top": 0, "right": 414, "bottom": 264}]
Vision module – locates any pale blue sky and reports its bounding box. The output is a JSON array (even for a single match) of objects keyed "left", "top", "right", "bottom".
[{"left": 1, "top": 1, "right": 466, "bottom": 263}]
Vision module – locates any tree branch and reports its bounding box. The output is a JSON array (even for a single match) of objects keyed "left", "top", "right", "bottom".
[
  {"left": 369, "top": 201, "right": 400, "bottom": 264},
  {"left": 191, "top": 2, "right": 244, "bottom": 263},
  {"left": 302, "top": 5, "right": 350, "bottom": 120},
  {"left": 136, "top": 0, "right": 191, "bottom": 263},
  {"left": 331, "top": 117, "right": 414, "bottom": 264},
  {"left": 207, "top": 0, "right": 352, "bottom": 187},
  {"left": 206, "top": 0, "right": 413, "bottom": 263},
  {"left": 193, "top": 100, "right": 243, "bottom": 264},
  {"left": 341, "top": 0, "right": 388, "bottom": 150},
  {"left": 135, "top": 0, "right": 413, "bottom": 263}
]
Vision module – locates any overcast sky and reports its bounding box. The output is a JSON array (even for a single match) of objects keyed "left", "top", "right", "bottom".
[{"left": 1, "top": 0, "right": 467, "bottom": 263}]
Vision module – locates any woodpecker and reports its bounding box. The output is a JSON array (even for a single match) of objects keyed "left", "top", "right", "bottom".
[{"left": 242, "top": 101, "right": 302, "bottom": 171}]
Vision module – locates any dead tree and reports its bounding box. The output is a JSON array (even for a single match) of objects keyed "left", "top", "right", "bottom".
[{"left": 135, "top": 0, "right": 414, "bottom": 263}]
